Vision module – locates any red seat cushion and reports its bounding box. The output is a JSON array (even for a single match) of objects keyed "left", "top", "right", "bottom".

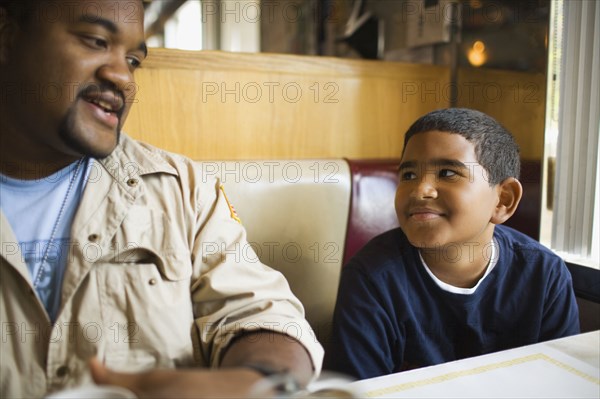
[{"left": 343, "top": 159, "right": 401, "bottom": 265}]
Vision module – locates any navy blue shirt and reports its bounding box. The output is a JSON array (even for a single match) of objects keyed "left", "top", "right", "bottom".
[{"left": 327, "top": 225, "right": 580, "bottom": 379}]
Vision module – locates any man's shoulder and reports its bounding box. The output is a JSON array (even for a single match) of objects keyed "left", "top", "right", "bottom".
[
  {"left": 101, "top": 135, "right": 211, "bottom": 185},
  {"left": 118, "top": 135, "right": 194, "bottom": 170}
]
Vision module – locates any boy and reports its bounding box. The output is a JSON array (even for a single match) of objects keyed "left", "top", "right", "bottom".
[{"left": 327, "top": 108, "right": 580, "bottom": 379}]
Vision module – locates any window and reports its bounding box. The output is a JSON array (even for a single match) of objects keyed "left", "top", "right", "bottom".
[
  {"left": 541, "top": 0, "right": 600, "bottom": 269},
  {"left": 164, "top": 1, "right": 203, "bottom": 51}
]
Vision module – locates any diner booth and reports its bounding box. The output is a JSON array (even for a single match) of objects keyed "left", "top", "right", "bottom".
[{"left": 118, "top": 0, "right": 600, "bottom": 395}]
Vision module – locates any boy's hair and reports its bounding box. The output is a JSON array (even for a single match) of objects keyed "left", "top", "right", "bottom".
[{"left": 403, "top": 108, "right": 520, "bottom": 185}]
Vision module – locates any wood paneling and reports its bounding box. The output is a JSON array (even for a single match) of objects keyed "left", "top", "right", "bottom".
[
  {"left": 123, "top": 49, "right": 449, "bottom": 159},
  {"left": 123, "top": 48, "right": 545, "bottom": 160},
  {"left": 456, "top": 67, "right": 547, "bottom": 159}
]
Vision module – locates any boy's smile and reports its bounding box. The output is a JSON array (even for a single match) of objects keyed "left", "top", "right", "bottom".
[{"left": 395, "top": 130, "right": 501, "bottom": 256}]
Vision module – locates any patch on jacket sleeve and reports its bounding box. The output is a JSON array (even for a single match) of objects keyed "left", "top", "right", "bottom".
[{"left": 220, "top": 185, "right": 242, "bottom": 224}]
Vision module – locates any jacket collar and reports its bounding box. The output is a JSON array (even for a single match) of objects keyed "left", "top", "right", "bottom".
[{"left": 99, "top": 133, "right": 178, "bottom": 182}]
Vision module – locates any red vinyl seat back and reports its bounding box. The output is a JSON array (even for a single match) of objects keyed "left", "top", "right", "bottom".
[{"left": 343, "top": 159, "right": 401, "bottom": 265}]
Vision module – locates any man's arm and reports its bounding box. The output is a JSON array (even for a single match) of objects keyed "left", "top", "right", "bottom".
[
  {"left": 221, "top": 330, "right": 314, "bottom": 386},
  {"left": 90, "top": 330, "right": 314, "bottom": 398}
]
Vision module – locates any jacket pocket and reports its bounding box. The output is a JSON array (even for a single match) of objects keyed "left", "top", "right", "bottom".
[
  {"left": 94, "top": 253, "right": 195, "bottom": 368},
  {"left": 112, "top": 205, "right": 192, "bottom": 281},
  {"left": 110, "top": 247, "right": 192, "bottom": 281}
]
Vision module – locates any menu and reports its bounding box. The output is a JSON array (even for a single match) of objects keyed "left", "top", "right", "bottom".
[{"left": 350, "top": 341, "right": 600, "bottom": 398}]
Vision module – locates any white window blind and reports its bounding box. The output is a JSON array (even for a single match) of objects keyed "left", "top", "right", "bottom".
[{"left": 551, "top": 0, "right": 600, "bottom": 267}]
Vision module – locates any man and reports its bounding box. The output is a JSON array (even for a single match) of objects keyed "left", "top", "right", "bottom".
[{"left": 0, "top": 0, "right": 323, "bottom": 397}]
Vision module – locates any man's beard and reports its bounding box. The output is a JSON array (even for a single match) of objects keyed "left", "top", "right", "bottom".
[{"left": 57, "top": 105, "right": 121, "bottom": 160}]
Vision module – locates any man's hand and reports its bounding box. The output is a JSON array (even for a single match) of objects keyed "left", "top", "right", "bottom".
[{"left": 89, "top": 358, "right": 267, "bottom": 398}]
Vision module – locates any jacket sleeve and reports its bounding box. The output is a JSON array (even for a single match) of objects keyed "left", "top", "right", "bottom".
[{"left": 189, "top": 176, "right": 324, "bottom": 373}]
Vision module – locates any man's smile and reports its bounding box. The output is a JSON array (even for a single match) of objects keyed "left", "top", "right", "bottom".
[{"left": 79, "top": 87, "right": 125, "bottom": 130}]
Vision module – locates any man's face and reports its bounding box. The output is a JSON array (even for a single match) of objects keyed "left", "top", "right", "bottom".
[
  {"left": 395, "top": 130, "right": 500, "bottom": 252},
  {"left": 1, "top": 0, "right": 147, "bottom": 159}
]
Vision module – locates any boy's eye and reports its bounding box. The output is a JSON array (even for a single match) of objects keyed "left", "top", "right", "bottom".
[
  {"left": 400, "top": 171, "right": 417, "bottom": 181},
  {"left": 439, "top": 169, "right": 457, "bottom": 178}
]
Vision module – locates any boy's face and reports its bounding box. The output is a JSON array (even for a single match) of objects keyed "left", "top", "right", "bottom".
[{"left": 395, "top": 130, "right": 500, "bottom": 251}]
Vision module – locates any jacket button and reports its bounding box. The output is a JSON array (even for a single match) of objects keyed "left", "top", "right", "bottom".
[
  {"left": 88, "top": 234, "right": 99, "bottom": 242},
  {"left": 149, "top": 278, "right": 157, "bottom": 285},
  {"left": 127, "top": 178, "right": 138, "bottom": 187},
  {"left": 56, "top": 365, "right": 69, "bottom": 377}
]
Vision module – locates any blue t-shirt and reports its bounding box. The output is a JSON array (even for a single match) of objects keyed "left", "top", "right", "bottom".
[
  {"left": 0, "top": 159, "right": 90, "bottom": 321},
  {"left": 326, "top": 225, "right": 580, "bottom": 379}
]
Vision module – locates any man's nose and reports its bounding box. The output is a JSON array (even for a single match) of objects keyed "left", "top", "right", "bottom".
[{"left": 96, "top": 56, "right": 136, "bottom": 98}]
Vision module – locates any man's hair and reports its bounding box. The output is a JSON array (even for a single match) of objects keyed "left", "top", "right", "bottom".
[
  {"left": 403, "top": 108, "right": 521, "bottom": 185},
  {"left": 0, "top": 0, "right": 36, "bottom": 24},
  {"left": 1, "top": 0, "right": 145, "bottom": 24}
]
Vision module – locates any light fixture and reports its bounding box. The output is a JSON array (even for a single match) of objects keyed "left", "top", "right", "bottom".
[{"left": 467, "top": 40, "right": 487, "bottom": 67}]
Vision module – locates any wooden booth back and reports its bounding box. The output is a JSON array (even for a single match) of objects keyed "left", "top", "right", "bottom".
[{"left": 123, "top": 48, "right": 545, "bottom": 161}]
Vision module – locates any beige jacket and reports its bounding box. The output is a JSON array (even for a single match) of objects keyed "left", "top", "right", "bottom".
[{"left": 0, "top": 135, "right": 323, "bottom": 398}]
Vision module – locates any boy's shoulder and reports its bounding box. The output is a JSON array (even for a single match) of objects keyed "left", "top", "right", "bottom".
[
  {"left": 345, "top": 228, "right": 418, "bottom": 273},
  {"left": 494, "top": 225, "right": 562, "bottom": 264}
]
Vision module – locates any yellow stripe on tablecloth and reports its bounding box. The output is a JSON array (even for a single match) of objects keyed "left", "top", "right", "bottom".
[{"left": 364, "top": 353, "right": 600, "bottom": 398}]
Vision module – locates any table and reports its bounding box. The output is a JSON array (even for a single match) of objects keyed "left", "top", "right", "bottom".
[{"left": 347, "top": 330, "right": 600, "bottom": 398}]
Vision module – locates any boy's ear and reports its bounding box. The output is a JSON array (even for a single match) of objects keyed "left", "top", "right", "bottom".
[{"left": 491, "top": 177, "right": 523, "bottom": 225}]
